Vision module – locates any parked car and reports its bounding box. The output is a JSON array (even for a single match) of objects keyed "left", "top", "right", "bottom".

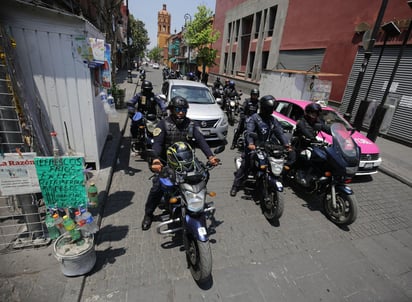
[
  {"left": 159, "top": 80, "right": 228, "bottom": 142},
  {"left": 272, "top": 98, "right": 382, "bottom": 176},
  {"left": 152, "top": 63, "right": 160, "bottom": 69}
]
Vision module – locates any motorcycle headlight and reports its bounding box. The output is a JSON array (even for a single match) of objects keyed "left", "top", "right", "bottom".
[
  {"left": 184, "top": 189, "right": 206, "bottom": 212},
  {"left": 230, "top": 100, "right": 236, "bottom": 106},
  {"left": 269, "top": 157, "right": 284, "bottom": 176}
]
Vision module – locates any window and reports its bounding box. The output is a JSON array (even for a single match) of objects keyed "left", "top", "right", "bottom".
[{"left": 268, "top": 5, "right": 277, "bottom": 37}]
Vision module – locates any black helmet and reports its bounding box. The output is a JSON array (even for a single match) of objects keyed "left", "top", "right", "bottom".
[
  {"left": 141, "top": 80, "right": 153, "bottom": 91},
  {"left": 229, "top": 80, "right": 235, "bottom": 88},
  {"left": 169, "top": 96, "right": 189, "bottom": 124},
  {"left": 259, "top": 95, "right": 276, "bottom": 116},
  {"left": 305, "top": 102, "right": 322, "bottom": 115},
  {"left": 250, "top": 88, "right": 259, "bottom": 98},
  {"left": 166, "top": 141, "right": 195, "bottom": 172},
  {"left": 169, "top": 96, "right": 189, "bottom": 110}
]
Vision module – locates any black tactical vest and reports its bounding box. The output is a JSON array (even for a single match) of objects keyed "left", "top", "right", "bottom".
[{"left": 163, "top": 117, "right": 190, "bottom": 151}]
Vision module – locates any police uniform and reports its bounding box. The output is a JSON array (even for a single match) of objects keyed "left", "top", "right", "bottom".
[
  {"left": 127, "top": 92, "right": 166, "bottom": 138},
  {"left": 232, "top": 113, "right": 289, "bottom": 189},
  {"left": 144, "top": 116, "right": 213, "bottom": 216}
]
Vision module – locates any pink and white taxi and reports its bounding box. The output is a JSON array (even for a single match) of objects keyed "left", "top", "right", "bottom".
[{"left": 273, "top": 98, "right": 382, "bottom": 176}]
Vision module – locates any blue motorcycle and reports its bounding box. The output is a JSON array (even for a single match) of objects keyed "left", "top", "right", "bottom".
[
  {"left": 287, "top": 123, "right": 360, "bottom": 226},
  {"left": 153, "top": 143, "right": 224, "bottom": 283}
]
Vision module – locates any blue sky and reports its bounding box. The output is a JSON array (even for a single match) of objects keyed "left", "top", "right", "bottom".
[{"left": 128, "top": 0, "right": 217, "bottom": 49}]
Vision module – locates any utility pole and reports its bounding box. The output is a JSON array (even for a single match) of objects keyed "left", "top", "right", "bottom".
[
  {"left": 344, "top": 0, "right": 388, "bottom": 123},
  {"left": 367, "top": 19, "right": 412, "bottom": 141},
  {"left": 126, "top": 0, "right": 132, "bottom": 83},
  {"left": 353, "top": 21, "right": 401, "bottom": 130}
]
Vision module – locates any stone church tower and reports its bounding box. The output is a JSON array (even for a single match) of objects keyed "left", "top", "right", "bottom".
[{"left": 157, "top": 4, "right": 170, "bottom": 48}]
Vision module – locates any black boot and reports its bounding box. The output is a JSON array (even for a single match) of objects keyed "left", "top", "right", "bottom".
[
  {"left": 230, "top": 185, "right": 238, "bottom": 197},
  {"left": 230, "top": 142, "right": 236, "bottom": 150},
  {"left": 141, "top": 214, "right": 153, "bottom": 231}
]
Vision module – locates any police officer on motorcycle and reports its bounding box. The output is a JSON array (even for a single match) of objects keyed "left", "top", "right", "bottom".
[
  {"left": 230, "top": 95, "right": 291, "bottom": 197},
  {"left": 294, "top": 102, "right": 330, "bottom": 152},
  {"left": 126, "top": 80, "right": 167, "bottom": 139},
  {"left": 230, "top": 88, "right": 260, "bottom": 150},
  {"left": 141, "top": 96, "right": 220, "bottom": 230}
]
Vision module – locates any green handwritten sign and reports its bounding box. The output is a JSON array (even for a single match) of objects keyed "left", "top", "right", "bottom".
[{"left": 34, "top": 156, "right": 87, "bottom": 209}]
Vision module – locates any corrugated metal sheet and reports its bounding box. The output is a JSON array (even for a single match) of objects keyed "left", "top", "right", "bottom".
[
  {"left": 278, "top": 49, "right": 325, "bottom": 71},
  {"left": 0, "top": 2, "right": 109, "bottom": 169},
  {"left": 341, "top": 46, "right": 412, "bottom": 144}
]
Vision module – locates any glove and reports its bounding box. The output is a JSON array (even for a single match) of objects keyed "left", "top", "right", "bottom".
[
  {"left": 208, "top": 156, "right": 220, "bottom": 166},
  {"left": 151, "top": 159, "right": 163, "bottom": 173},
  {"left": 248, "top": 144, "right": 256, "bottom": 151}
]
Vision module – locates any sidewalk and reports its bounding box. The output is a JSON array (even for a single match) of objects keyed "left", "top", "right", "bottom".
[
  {"left": 375, "top": 135, "right": 412, "bottom": 187},
  {"left": 0, "top": 69, "right": 411, "bottom": 302}
]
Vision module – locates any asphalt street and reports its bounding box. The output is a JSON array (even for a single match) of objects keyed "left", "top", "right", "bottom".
[{"left": 79, "top": 68, "right": 412, "bottom": 302}]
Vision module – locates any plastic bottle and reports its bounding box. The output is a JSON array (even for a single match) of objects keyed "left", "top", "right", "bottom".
[
  {"left": 107, "top": 93, "right": 115, "bottom": 109},
  {"left": 45, "top": 213, "right": 60, "bottom": 240},
  {"left": 80, "top": 208, "right": 99, "bottom": 234},
  {"left": 74, "top": 210, "right": 89, "bottom": 237},
  {"left": 87, "top": 183, "right": 99, "bottom": 208},
  {"left": 52, "top": 212, "right": 65, "bottom": 234},
  {"left": 62, "top": 215, "right": 82, "bottom": 242}
]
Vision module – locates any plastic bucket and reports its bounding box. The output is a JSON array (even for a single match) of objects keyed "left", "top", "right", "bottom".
[{"left": 53, "top": 234, "right": 96, "bottom": 277}]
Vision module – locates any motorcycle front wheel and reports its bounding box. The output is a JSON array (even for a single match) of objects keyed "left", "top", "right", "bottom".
[
  {"left": 227, "top": 110, "right": 234, "bottom": 126},
  {"left": 323, "top": 192, "right": 358, "bottom": 226},
  {"left": 259, "top": 178, "right": 284, "bottom": 221},
  {"left": 187, "top": 236, "right": 212, "bottom": 283}
]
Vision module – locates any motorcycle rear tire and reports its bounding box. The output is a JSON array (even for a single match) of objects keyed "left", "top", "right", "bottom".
[
  {"left": 323, "top": 192, "right": 358, "bottom": 226},
  {"left": 260, "top": 179, "right": 284, "bottom": 220},
  {"left": 187, "top": 237, "right": 212, "bottom": 283}
]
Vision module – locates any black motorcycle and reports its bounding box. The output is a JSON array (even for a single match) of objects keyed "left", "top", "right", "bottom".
[
  {"left": 234, "top": 132, "right": 288, "bottom": 221},
  {"left": 139, "top": 69, "right": 146, "bottom": 82},
  {"left": 153, "top": 144, "right": 224, "bottom": 283},
  {"left": 223, "top": 94, "right": 241, "bottom": 126},
  {"left": 130, "top": 111, "right": 159, "bottom": 159},
  {"left": 286, "top": 123, "right": 360, "bottom": 226}
]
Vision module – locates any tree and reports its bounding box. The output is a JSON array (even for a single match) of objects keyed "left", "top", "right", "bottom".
[
  {"left": 129, "top": 15, "right": 149, "bottom": 63},
  {"left": 148, "top": 47, "right": 163, "bottom": 63},
  {"left": 183, "top": 5, "right": 220, "bottom": 77}
]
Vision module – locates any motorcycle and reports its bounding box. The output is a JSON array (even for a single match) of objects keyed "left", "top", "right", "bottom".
[
  {"left": 139, "top": 70, "right": 146, "bottom": 82},
  {"left": 224, "top": 94, "right": 241, "bottom": 126},
  {"left": 286, "top": 122, "right": 360, "bottom": 226},
  {"left": 212, "top": 85, "right": 224, "bottom": 103},
  {"left": 151, "top": 144, "right": 224, "bottom": 283},
  {"left": 234, "top": 132, "right": 288, "bottom": 221},
  {"left": 130, "top": 111, "right": 159, "bottom": 159}
]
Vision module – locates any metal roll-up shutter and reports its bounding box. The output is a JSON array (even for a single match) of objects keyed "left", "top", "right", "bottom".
[
  {"left": 341, "top": 45, "right": 412, "bottom": 144},
  {"left": 278, "top": 49, "right": 325, "bottom": 71}
]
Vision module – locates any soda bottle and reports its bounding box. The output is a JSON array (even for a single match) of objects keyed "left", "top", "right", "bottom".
[
  {"left": 62, "top": 215, "right": 82, "bottom": 242},
  {"left": 45, "top": 213, "right": 60, "bottom": 240},
  {"left": 88, "top": 183, "right": 98, "bottom": 208},
  {"left": 80, "top": 208, "right": 99, "bottom": 234},
  {"left": 74, "top": 210, "right": 89, "bottom": 237},
  {"left": 52, "top": 212, "right": 65, "bottom": 234}
]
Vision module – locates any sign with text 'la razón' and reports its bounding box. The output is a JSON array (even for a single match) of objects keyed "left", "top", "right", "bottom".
[
  {"left": 0, "top": 153, "right": 41, "bottom": 196},
  {"left": 34, "top": 156, "right": 87, "bottom": 209}
]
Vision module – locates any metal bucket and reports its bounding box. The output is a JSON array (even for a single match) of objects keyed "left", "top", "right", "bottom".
[{"left": 53, "top": 234, "right": 96, "bottom": 277}]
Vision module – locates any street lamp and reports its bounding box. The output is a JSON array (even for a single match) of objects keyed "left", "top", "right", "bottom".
[
  {"left": 353, "top": 21, "right": 400, "bottom": 130},
  {"left": 184, "top": 13, "right": 192, "bottom": 74}
]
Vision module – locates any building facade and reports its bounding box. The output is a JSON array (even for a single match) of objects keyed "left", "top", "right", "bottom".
[
  {"left": 157, "top": 4, "right": 171, "bottom": 49},
  {"left": 212, "top": 0, "right": 412, "bottom": 145}
]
